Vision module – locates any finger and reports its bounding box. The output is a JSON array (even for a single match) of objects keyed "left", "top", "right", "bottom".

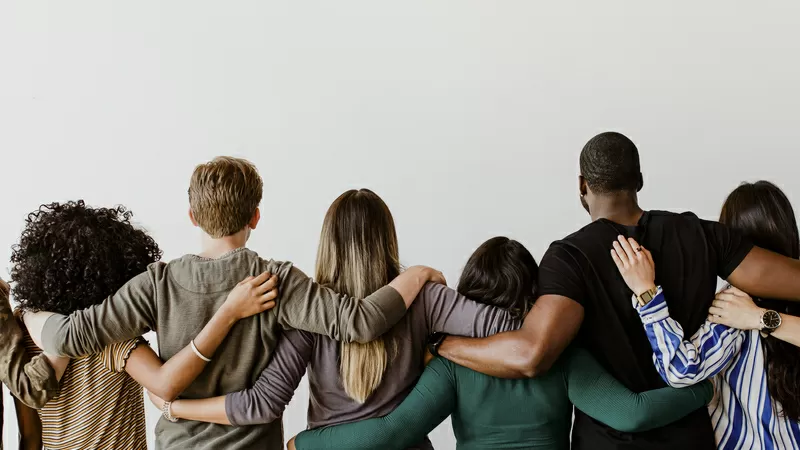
[
  {"left": 714, "top": 293, "right": 738, "bottom": 303},
  {"left": 627, "top": 237, "right": 644, "bottom": 258},
  {"left": 711, "top": 299, "right": 729, "bottom": 309},
  {"left": 254, "top": 274, "right": 279, "bottom": 295},
  {"left": 723, "top": 286, "right": 748, "bottom": 297},
  {"left": 617, "top": 235, "right": 638, "bottom": 262},
  {"left": 611, "top": 249, "right": 625, "bottom": 271},
  {"left": 238, "top": 275, "right": 255, "bottom": 286},
  {"left": 708, "top": 315, "right": 722, "bottom": 324},
  {"left": 708, "top": 306, "right": 726, "bottom": 316},
  {"left": 260, "top": 288, "right": 279, "bottom": 302},
  {"left": 644, "top": 248, "right": 655, "bottom": 265},
  {"left": 613, "top": 241, "right": 630, "bottom": 267},
  {"left": 260, "top": 300, "right": 277, "bottom": 312}
]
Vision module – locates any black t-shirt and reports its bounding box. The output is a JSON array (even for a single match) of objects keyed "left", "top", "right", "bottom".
[{"left": 539, "top": 210, "right": 753, "bottom": 450}]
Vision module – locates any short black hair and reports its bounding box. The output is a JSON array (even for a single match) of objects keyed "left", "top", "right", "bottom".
[
  {"left": 457, "top": 237, "right": 538, "bottom": 318},
  {"left": 580, "top": 132, "right": 642, "bottom": 194},
  {"left": 10, "top": 200, "right": 162, "bottom": 315}
]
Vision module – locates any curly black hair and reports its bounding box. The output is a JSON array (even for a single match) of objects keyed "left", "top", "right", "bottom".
[
  {"left": 10, "top": 200, "right": 162, "bottom": 315},
  {"left": 580, "top": 131, "right": 642, "bottom": 194}
]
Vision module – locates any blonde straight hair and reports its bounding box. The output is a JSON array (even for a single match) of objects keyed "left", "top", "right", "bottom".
[{"left": 315, "top": 189, "right": 400, "bottom": 404}]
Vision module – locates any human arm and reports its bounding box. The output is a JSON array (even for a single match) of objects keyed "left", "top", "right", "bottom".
[
  {"left": 292, "top": 358, "right": 457, "bottom": 450},
  {"left": 728, "top": 246, "right": 800, "bottom": 302},
  {"left": 710, "top": 286, "right": 800, "bottom": 348},
  {"left": 123, "top": 272, "right": 278, "bottom": 400},
  {"left": 148, "top": 329, "right": 313, "bottom": 425},
  {"left": 27, "top": 270, "right": 158, "bottom": 357},
  {"left": 611, "top": 237, "right": 744, "bottom": 386},
  {"left": 0, "top": 278, "right": 59, "bottom": 408},
  {"left": 419, "top": 283, "right": 523, "bottom": 337},
  {"left": 14, "top": 398, "right": 42, "bottom": 450},
  {"left": 437, "top": 295, "right": 583, "bottom": 379},
  {"left": 277, "top": 265, "right": 445, "bottom": 343},
  {"left": 565, "top": 347, "right": 713, "bottom": 433}
]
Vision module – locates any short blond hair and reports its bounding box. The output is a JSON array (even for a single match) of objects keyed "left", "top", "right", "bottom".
[{"left": 188, "top": 156, "right": 263, "bottom": 238}]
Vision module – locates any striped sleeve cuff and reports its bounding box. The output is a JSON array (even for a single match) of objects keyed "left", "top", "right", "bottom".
[{"left": 632, "top": 287, "right": 669, "bottom": 324}]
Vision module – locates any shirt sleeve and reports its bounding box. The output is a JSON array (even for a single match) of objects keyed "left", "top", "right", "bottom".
[
  {"left": 565, "top": 347, "right": 713, "bottom": 433},
  {"left": 40, "top": 270, "right": 158, "bottom": 357},
  {"left": 537, "top": 242, "right": 587, "bottom": 306},
  {"left": 294, "top": 358, "right": 457, "bottom": 450},
  {"left": 0, "top": 291, "right": 58, "bottom": 409},
  {"left": 225, "top": 330, "right": 314, "bottom": 426},
  {"left": 700, "top": 219, "right": 754, "bottom": 279},
  {"left": 101, "top": 337, "right": 148, "bottom": 373},
  {"left": 416, "top": 283, "right": 523, "bottom": 337},
  {"left": 637, "top": 288, "right": 745, "bottom": 386},
  {"left": 275, "top": 266, "right": 407, "bottom": 344}
]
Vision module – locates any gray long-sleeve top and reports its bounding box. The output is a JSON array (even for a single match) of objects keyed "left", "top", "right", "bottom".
[{"left": 225, "top": 283, "right": 523, "bottom": 450}]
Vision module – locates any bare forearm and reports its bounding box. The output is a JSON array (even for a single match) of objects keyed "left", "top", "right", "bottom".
[
  {"left": 438, "top": 332, "right": 538, "bottom": 379},
  {"left": 134, "top": 309, "right": 238, "bottom": 401},
  {"left": 774, "top": 314, "right": 800, "bottom": 347},
  {"left": 729, "top": 247, "right": 800, "bottom": 302},
  {"left": 171, "top": 397, "right": 231, "bottom": 425}
]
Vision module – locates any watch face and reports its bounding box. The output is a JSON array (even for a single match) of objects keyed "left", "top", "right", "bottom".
[{"left": 763, "top": 310, "right": 781, "bottom": 329}]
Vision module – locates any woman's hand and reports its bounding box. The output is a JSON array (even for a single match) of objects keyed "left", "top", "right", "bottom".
[
  {"left": 218, "top": 272, "right": 279, "bottom": 322},
  {"left": 407, "top": 266, "right": 447, "bottom": 286},
  {"left": 708, "top": 286, "right": 763, "bottom": 330},
  {"left": 147, "top": 390, "right": 166, "bottom": 411},
  {"left": 610, "top": 236, "right": 657, "bottom": 296}
]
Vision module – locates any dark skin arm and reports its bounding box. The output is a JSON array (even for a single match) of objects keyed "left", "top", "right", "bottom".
[
  {"left": 15, "top": 398, "right": 42, "bottom": 450},
  {"left": 437, "top": 295, "right": 584, "bottom": 378},
  {"left": 728, "top": 246, "right": 800, "bottom": 301}
]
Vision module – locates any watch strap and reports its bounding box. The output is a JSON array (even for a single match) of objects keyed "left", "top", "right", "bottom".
[{"left": 428, "top": 333, "right": 447, "bottom": 357}]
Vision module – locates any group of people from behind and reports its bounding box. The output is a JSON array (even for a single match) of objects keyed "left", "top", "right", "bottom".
[{"left": 1, "top": 132, "right": 800, "bottom": 450}]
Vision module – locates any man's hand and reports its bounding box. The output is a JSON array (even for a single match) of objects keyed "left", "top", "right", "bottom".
[
  {"left": 611, "top": 236, "right": 657, "bottom": 296},
  {"left": 709, "top": 286, "right": 762, "bottom": 330},
  {"left": 218, "top": 272, "right": 279, "bottom": 322},
  {"left": 287, "top": 436, "right": 297, "bottom": 450}
]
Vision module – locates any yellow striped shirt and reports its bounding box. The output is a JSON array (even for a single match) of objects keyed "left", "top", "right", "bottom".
[{"left": 25, "top": 335, "right": 148, "bottom": 450}]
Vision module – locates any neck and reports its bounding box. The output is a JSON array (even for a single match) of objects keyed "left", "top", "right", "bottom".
[
  {"left": 198, "top": 229, "right": 249, "bottom": 259},
  {"left": 589, "top": 192, "right": 644, "bottom": 226}
]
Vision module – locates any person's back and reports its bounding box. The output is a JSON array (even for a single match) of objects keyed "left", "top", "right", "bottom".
[
  {"left": 35, "top": 160, "right": 438, "bottom": 450},
  {"left": 23, "top": 335, "right": 146, "bottom": 449},
  {"left": 548, "top": 209, "right": 750, "bottom": 447},
  {"left": 449, "top": 358, "right": 572, "bottom": 450}
]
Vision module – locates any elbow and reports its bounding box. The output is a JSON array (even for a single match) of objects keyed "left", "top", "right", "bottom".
[
  {"left": 512, "top": 341, "right": 552, "bottom": 379},
  {"left": 149, "top": 383, "right": 181, "bottom": 402}
]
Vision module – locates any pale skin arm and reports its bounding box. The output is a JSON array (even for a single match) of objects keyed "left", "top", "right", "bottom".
[
  {"left": 26, "top": 272, "right": 279, "bottom": 401},
  {"left": 710, "top": 287, "right": 800, "bottom": 348}
]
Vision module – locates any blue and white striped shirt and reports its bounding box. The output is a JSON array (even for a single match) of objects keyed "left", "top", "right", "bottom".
[{"left": 636, "top": 288, "right": 800, "bottom": 450}]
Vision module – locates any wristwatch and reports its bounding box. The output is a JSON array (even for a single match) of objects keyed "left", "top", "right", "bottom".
[
  {"left": 428, "top": 333, "right": 447, "bottom": 357},
  {"left": 759, "top": 309, "right": 782, "bottom": 335},
  {"left": 635, "top": 286, "right": 659, "bottom": 307},
  {"left": 162, "top": 400, "right": 179, "bottom": 423}
]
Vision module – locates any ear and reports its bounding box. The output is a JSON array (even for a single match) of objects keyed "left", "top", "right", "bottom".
[
  {"left": 248, "top": 208, "right": 261, "bottom": 230},
  {"left": 636, "top": 172, "right": 644, "bottom": 192},
  {"left": 579, "top": 175, "right": 588, "bottom": 197},
  {"left": 188, "top": 209, "right": 199, "bottom": 227}
]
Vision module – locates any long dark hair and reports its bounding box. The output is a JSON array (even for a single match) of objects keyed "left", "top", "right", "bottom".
[
  {"left": 457, "top": 237, "right": 539, "bottom": 318},
  {"left": 720, "top": 181, "right": 800, "bottom": 420}
]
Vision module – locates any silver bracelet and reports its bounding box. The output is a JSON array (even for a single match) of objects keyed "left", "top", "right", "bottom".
[
  {"left": 162, "top": 400, "right": 178, "bottom": 423},
  {"left": 190, "top": 339, "right": 212, "bottom": 362}
]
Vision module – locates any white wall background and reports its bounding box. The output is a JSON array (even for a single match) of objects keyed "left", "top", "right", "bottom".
[{"left": 1, "top": 1, "right": 799, "bottom": 449}]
